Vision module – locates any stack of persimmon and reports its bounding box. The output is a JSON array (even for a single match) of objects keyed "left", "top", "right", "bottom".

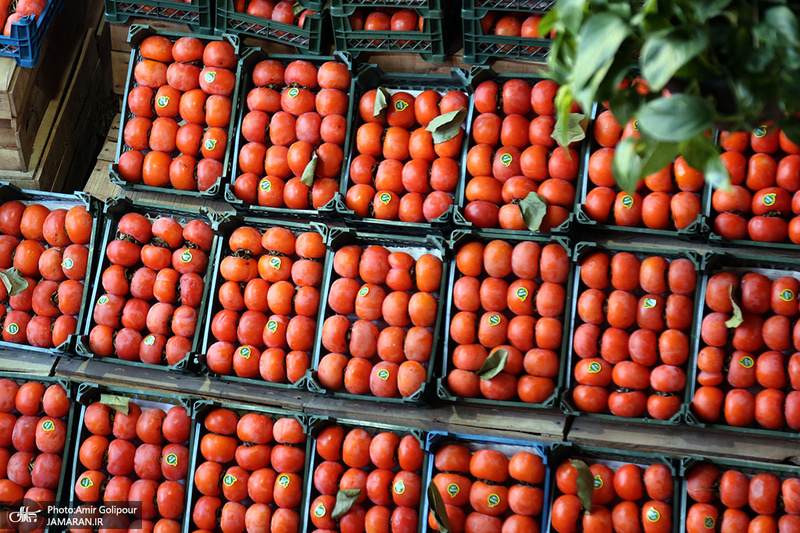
[
  {"left": 347, "top": 8, "right": 424, "bottom": 34},
  {"left": 0, "top": 199, "right": 94, "bottom": 349},
  {"left": 316, "top": 243, "right": 443, "bottom": 399},
  {"left": 345, "top": 87, "right": 468, "bottom": 223},
  {"left": 1, "top": 0, "right": 46, "bottom": 35},
  {"left": 550, "top": 456, "right": 675, "bottom": 533},
  {"left": 119, "top": 35, "right": 238, "bottom": 191},
  {"left": 477, "top": 12, "right": 552, "bottom": 40},
  {"left": 89, "top": 212, "right": 214, "bottom": 364},
  {"left": 464, "top": 78, "right": 582, "bottom": 230},
  {"left": 308, "top": 423, "right": 424, "bottom": 532},
  {"left": 206, "top": 226, "right": 325, "bottom": 384},
  {"left": 191, "top": 407, "right": 307, "bottom": 533},
  {"left": 231, "top": 59, "right": 351, "bottom": 210},
  {"left": 233, "top": 0, "right": 316, "bottom": 28},
  {"left": 692, "top": 267, "right": 800, "bottom": 431},
  {"left": 0, "top": 379, "right": 71, "bottom": 507},
  {"left": 429, "top": 441, "right": 547, "bottom": 533},
  {"left": 571, "top": 249, "right": 696, "bottom": 420},
  {"left": 685, "top": 461, "right": 800, "bottom": 532},
  {"left": 712, "top": 126, "right": 800, "bottom": 243},
  {"left": 583, "top": 105, "right": 703, "bottom": 231},
  {"left": 446, "top": 238, "right": 568, "bottom": 404},
  {"left": 73, "top": 398, "right": 192, "bottom": 530}
]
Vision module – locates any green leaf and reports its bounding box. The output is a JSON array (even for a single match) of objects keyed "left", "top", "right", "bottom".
[
  {"left": 477, "top": 348, "right": 508, "bottom": 380},
  {"left": 641, "top": 29, "right": 708, "bottom": 91},
  {"left": 331, "top": 489, "right": 361, "bottom": 520},
  {"left": 765, "top": 6, "right": 800, "bottom": 47},
  {"left": 572, "top": 13, "right": 632, "bottom": 92},
  {"left": 0, "top": 268, "right": 28, "bottom": 296},
  {"left": 427, "top": 481, "right": 451, "bottom": 533},
  {"left": 636, "top": 95, "right": 714, "bottom": 143},
  {"left": 703, "top": 151, "right": 732, "bottom": 192},
  {"left": 607, "top": 88, "right": 644, "bottom": 127},
  {"left": 725, "top": 284, "right": 743, "bottom": 328},
  {"left": 782, "top": 123, "right": 800, "bottom": 147},
  {"left": 694, "top": 0, "right": 733, "bottom": 22},
  {"left": 612, "top": 137, "right": 642, "bottom": 193},
  {"left": 100, "top": 394, "right": 130, "bottom": 415},
  {"left": 373, "top": 87, "right": 390, "bottom": 120},
  {"left": 570, "top": 459, "right": 594, "bottom": 512},
  {"left": 551, "top": 112, "right": 587, "bottom": 147},
  {"left": 573, "top": 57, "right": 614, "bottom": 114},
  {"left": 640, "top": 140, "right": 680, "bottom": 177},
  {"left": 300, "top": 152, "right": 318, "bottom": 186},
  {"left": 554, "top": 85, "right": 575, "bottom": 147},
  {"left": 426, "top": 108, "right": 467, "bottom": 144},
  {"left": 555, "top": 0, "right": 587, "bottom": 35},
  {"left": 519, "top": 193, "right": 548, "bottom": 232},
  {"left": 679, "top": 135, "right": 717, "bottom": 171}
]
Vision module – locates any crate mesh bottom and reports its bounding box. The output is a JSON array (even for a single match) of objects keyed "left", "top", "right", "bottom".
[
  {"left": 476, "top": 41, "right": 550, "bottom": 59},
  {"left": 345, "top": 37, "right": 434, "bottom": 52},
  {"left": 228, "top": 18, "right": 310, "bottom": 46},
  {"left": 117, "top": 4, "right": 200, "bottom": 23},
  {"left": 475, "top": 0, "right": 554, "bottom": 9}
]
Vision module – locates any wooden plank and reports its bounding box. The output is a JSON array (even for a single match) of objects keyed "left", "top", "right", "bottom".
[
  {"left": 112, "top": 50, "right": 130, "bottom": 96},
  {"left": 0, "top": 350, "right": 58, "bottom": 376}
]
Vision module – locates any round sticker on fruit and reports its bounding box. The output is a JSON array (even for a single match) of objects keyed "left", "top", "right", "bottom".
[
  {"left": 632, "top": 120, "right": 639, "bottom": 131},
  {"left": 621, "top": 194, "right": 634, "bottom": 209},
  {"left": 314, "top": 503, "right": 326, "bottom": 518},
  {"left": 144, "top": 335, "right": 156, "bottom": 346},
  {"left": 288, "top": 88, "right": 299, "bottom": 99},
  {"left": 781, "top": 289, "right": 795, "bottom": 302},
  {"left": 181, "top": 250, "right": 193, "bottom": 263},
  {"left": 763, "top": 193, "right": 776, "bottom": 206},
  {"left": 267, "top": 320, "right": 278, "bottom": 333},
  {"left": 62, "top": 257, "right": 74, "bottom": 270},
  {"left": 378, "top": 369, "right": 390, "bottom": 381},
  {"left": 754, "top": 125, "right": 768, "bottom": 138},
  {"left": 278, "top": 474, "right": 290, "bottom": 488},
  {"left": 238, "top": 347, "right": 251, "bottom": 359},
  {"left": 98, "top": 295, "right": 109, "bottom": 305},
  {"left": 447, "top": 484, "right": 459, "bottom": 497},
  {"left": 488, "top": 314, "right": 501, "bottom": 326},
  {"left": 204, "top": 70, "right": 216, "bottom": 83},
  {"left": 80, "top": 477, "right": 93, "bottom": 489},
  {"left": 487, "top": 494, "right": 500, "bottom": 508},
  {"left": 157, "top": 96, "right": 170, "bottom": 108},
  {"left": 646, "top": 506, "right": 660, "bottom": 522},
  {"left": 260, "top": 179, "right": 271, "bottom": 191},
  {"left": 358, "top": 286, "right": 369, "bottom": 297},
  {"left": 588, "top": 361, "right": 602, "bottom": 374},
  {"left": 223, "top": 474, "right": 236, "bottom": 486},
  {"left": 166, "top": 454, "right": 178, "bottom": 466},
  {"left": 379, "top": 192, "right": 391, "bottom": 205},
  {"left": 6, "top": 323, "right": 18, "bottom": 335},
  {"left": 739, "top": 356, "right": 754, "bottom": 368},
  {"left": 500, "top": 153, "right": 513, "bottom": 167},
  {"left": 204, "top": 139, "right": 217, "bottom": 151},
  {"left": 593, "top": 475, "right": 603, "bottom": 488},
  {"left": 394, "top": 100, "right": 408, "bottom": 111},
  {"left": 704, "top": 516, "right": 715, "bottom": 528},
  {"left": 393, "top": 480, "right": 405, "bottom": 494},
  {"left": 644, "top": 297, "right": 657, "bottom": 309},
  {"left": 269, "top": 257, "right": 281, "bottom": 269},
  {"left": 42, "top": 420, "right": 54, "bottom": 431},
  {"left": 516, "top": 287, "right": 528, "bottom": 301}
]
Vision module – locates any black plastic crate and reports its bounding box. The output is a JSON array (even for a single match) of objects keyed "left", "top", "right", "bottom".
[
  {"left": 462, "top": 0, "right": 553, "bottom": 64},
  {"left": 303, "top": 416, "right": 429, "bottom": 533},
  {"left": 0, "top": 184, "right": 103, "bottom": 356},
  {"left": 562, "top": 242, "right": 702, "bottom": 425},
  {"left": 307, "top": 227, "right": 449, "bottom": 405},
  {"left": 437, "top": 229, "right": 573, "bottom": 409},
  {"left": 74, "top": 196, "right": 219, "bottom": 371},
  {"left": 193, "top": 213, "right": 329, "bottom": 390},
  {"left": 104, "top": 0, "right": 213, "bottom": 34},
  {"left": 336, "top": 63, "right": 470, "bottom": 235},
  {"left": 330, "top": 0, "right": 451, "bottom": 62},
  {"left": 685, "top": 249, "right": 800, "bottom": 438},
  {"left": 576, "top": 102, "right": 707, "bottom": 241},
  {"left": 0, "top": 0, "right": 63, "bottom": 67},
  {"left": 186, "top": 399, "right": 311, "bottom": 533},
  {"left": 0, "top": 372, "right": 78, "bottom": 522},
  {"left": 423, "top": 430, "right": 551, "bottom": 533},
  {"left": 111, "top": 25, "right": 242, "bottom": 198},
  {"left": 214, "top": 0, "right": 327, "bottom": 55},
  {"left": 224, "top": 48, "right": 354, "bottom": 221},
  {"left": 546, "top": 442, "right": 681, "bottom": 533},
  {"left": 70, "top": 382, "right": 198, "bottom": 530},
  {"left": 455, "top": 66, "right": 587, "bottom": 235}
]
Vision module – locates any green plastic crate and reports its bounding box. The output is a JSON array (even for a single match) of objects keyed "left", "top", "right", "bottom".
[
  {"left": 104, "top": 0, "right": 214, "bottom": 34},
  {"left": 462, "top": 0, "right": 553, "bottom": 64}
]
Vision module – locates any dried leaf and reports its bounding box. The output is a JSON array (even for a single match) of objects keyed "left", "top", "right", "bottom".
[
  {"left": 100, "top": 394, "right": 130, "bottom": 415},
  {"left": 570, "top": 459, "right": 594, "bottom": 512},
  {"left": 291, "top": 1, "right": 304, "bottom": 17},
  {"left": 427, "top": 108, "right": 467, "bottom": 144},
  {"left": 331, "top": 488, "right": 361, "bottom": 520},
  {"left": 725, "top": 284, "right": 743, "bottom": 328},
  {"left": 519, "top": 192, "right": 548, "bottom": 232},
  {"left": 551, "top": 112, "right": 587, "bottom": 147},
  {"left": 477, "top": 348, "right": 508, "bottom": 380},
  {"left": 427, "top": 481, "right": 451, "bottom": 533},
  {"left": 0, "top": 268, "right": 28, "bottom": 296},
  {"left": 301, "top": 151, "right": 318, "bottom": 186},
  {"left": 373, "top": 87, "right": 390, "bottom": 121}
]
